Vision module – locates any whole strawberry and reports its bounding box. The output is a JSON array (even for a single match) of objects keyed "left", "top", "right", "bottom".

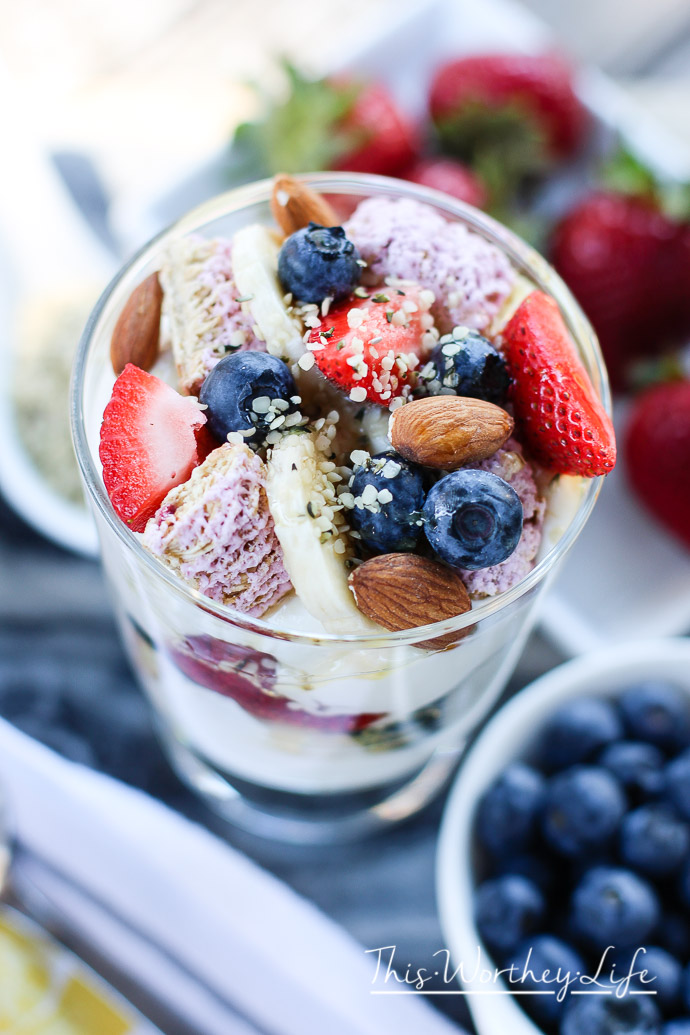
[
  {"left": 626, "top": 380, "right": 690, "bottom": 549},
  {"left": 502, "top": 291, "right": 616, "bottom": 477},
  {"left": 429, "top": 52, "right": 588, "bottom": 202},
  {"left": 403, "top": 158, "right": 487, "bottom": 208},
  {"left": 330, "top": 80, "right": 418, "bottom": 176},
  {"left": 233, "top": 62, "right": 418, "bottom": 178},
  {"left": 551, "top": 190, "right": 690, "bottom": 391}
]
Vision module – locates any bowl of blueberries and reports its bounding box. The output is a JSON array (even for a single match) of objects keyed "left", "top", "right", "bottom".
[{"left": 436, "top": 638, "right": 690, "bottom": 1035}]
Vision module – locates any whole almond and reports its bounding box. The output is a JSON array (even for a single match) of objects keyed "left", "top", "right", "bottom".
[
  {"left": 271, "top": 174, "right": 339, "bottom": 236},
  {"left": 110, "top": 272, "right": 163, "bottom": 375},
  {"left": 349, "top": 553, "right": 472, "bottom": 650},
  {"left": 390, "top": 396, "right": 514, "bottom": 470}
]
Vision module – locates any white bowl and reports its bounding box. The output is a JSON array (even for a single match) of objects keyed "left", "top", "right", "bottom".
[
  {"left": 436, "top": 637, "right": 690, "bottom": 1035},
  {"left": 0, "top": 348, "right": 98, "bottom": 558}
]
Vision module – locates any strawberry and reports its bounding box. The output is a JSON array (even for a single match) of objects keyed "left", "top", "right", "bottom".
[
  {"left": 551, "top": 191, "right": 690, "bottom": 391},
  {"left": 308, "top": 284, "right": 435, "bottom": 406},
  {"left": 625, "top": 380, "right": 690, "bottom": 549},
  {"left": 330, "top": 80, "right": 418, "bottom": 176},
  {"left": 99, "top": 363, "right": 215, "bottom": 532},
  {"left": 429, "top": 52, "right": 588, "bottom": 205},
  {"left": 232, "top": 62, "right": 418, "bottom": 179},
  {"left": 403, "top": 158, "right": 487, "bottom": 208},
  {"left": 170, "top": 636, "right": 386, "bottom": 732},
  {"left": 502, "top": 291, "right": 616, "bottom": 477}
]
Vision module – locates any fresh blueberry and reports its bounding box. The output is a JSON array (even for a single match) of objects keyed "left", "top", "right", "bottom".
[
  {"left": 662, "top": 1022, "right": 690, "bottom": 1035},
  {"left": 542, "top": 766, "right": 626, "bottom": 857},
  {"left": 504, "top": 935, "right": 585, "bottom": 1024},
  {"left": 620, "top": 805, "right": 690, "bottom": 878},
  {"left": 613, "top": 947, "right": 682, "bottom": 1015},
  {"left": 658, "top": 915, "right": 690, "bottom": 961},
  {"left": 424, "top": 328, "right": 511, "bottom": 405},
  {"left": 538, "top": 698, "right": 624, "bottom": 772},
  {"left": 561, "top": 984, "right": 661, "bottom": 1035},
  {"left": 494, "top": 853, "right": 557, "bottom": 895},
  {"left": 666, "top": 750, "right": 690, "bottom": 822},
  {"left": 423, "top": 469, "right": 522, "bottom": 570},
  {"left": 349, "top": 451, "right": 426, "bottom": 552},
  {"left": 599, "top": 741, "right": 666, "bottom": 802},
  {"left": 571, "top": 866, "right": 660, "bottom": 950},
  {"left": 199, "top": 352, "right": 298, "bottom": 443},
  {"left": 474, "top": 874, "right": 545, "bottom": 955},
  {"left": 681, "top": 860, "right": 690, "bottom": 911},
  {"left": 476, "top": 762, "right": 545, "bottom": 857},
  {"left": 277, "top": 222, "right": 361, "bottom": 304},
  {"left": 619, "top": 682, "right": 690, "bottom": 754}
]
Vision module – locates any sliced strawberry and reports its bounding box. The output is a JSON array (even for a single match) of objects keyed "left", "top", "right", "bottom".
[
  {"left": 308, "top": 284, "right": 436, "bottom": 406},
  {"left": 99, "top": 363, "right": 215, "bottom": 532},
  {"left": 625, "top": 380, "right": 690, "bottom": 549},
  {"left": 169, "top": 637, "right": 386, "bottom": 733},
  {"left": 502, "top": 291, "right": 616, "bottom": 477}
]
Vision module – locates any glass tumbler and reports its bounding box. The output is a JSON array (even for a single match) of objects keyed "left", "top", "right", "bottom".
[{"left": 71, "top": 174, "right": 609, "bottom": 842}]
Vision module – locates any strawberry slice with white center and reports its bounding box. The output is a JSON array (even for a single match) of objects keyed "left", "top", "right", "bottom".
[
  {"left": 307, "top": 282, "right": 436, "bottom": 406},
  {"left": 99, "top": 363, "right": 216, "bottom": 532}
]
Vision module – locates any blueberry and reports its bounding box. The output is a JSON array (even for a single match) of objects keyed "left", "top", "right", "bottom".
[
  {"left": 537, "top": 698, "right": 623, "bottom": 772},
  {"left": 571, "top": 866, "right": 660, "bottom": 950},
  {"left": 277, "top": 222, "right": 361, "bottom": 304},
  {"left": 681, "top": 860, "right": 690, "bottom": 910},
  {"left": 662, "top": 1022, "right": 690, "bottom": 1035},
  {"left": 504, "top": 935, "right": 585, "bottom": 1025},
  {"left": 349, "top": 451, "right": 426, "bottom": 552},
  {"left": 494, "top": 853, "right": 557, "bottom": 895},
  {"left": 561, "top": 985, "right": 661, "bottom": 1035},
  {"left": 476, "top": 762, "right": 545, "bottom": 857},
  {"left": 425, "top": 328, "right": 511, "bottom": 405},
  {"left": 666, "top": 750, "right": 690, "bottom": 822},
  {"left": 599, "top": 741, "right": 666, "bottom": 802},
  {"left": 619, "top": 682, "right": 690, "bottom": 754},
  {"left": 613, "top": 947, "right": 682, "bottom": 1015},
  {"left": 542, "top": 766, "right": 626, "bottom": 857},
  {"left": 620, "top": 805, "right": 690, "bottom": 878},
  {"left": 423, "top": 469, "right": 522, "bottom": 570},
  {"left": 474, "top": 874, "right": 545, "bottom": 955},
  {"left": 199, "top": 352, "right": 298, "bottom": 443},
  {"left": 658, "top": 915, "right": 690, "bottom": 961}
]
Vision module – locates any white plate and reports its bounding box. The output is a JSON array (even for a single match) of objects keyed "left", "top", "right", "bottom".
[{"left": 436, "top": 637, "right": 690, "bottom": 1035}]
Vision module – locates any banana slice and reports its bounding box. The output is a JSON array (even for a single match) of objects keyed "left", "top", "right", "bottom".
[
  {"left": 489, "top": 273, "right": 535, "bottom": 336},
  {"left": 232, "top": 224, "right": 305, "bottom": 362},
  {"left": 265, "top": 431, "right": 380, "bottom": 634}
]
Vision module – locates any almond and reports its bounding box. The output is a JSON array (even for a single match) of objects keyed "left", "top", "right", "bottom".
[
  {"left": 389, "top": 396, "right": 514, "bottom": 470},
  {"left": 110, "top": 273, "right": 163, "bottom": 375},
  {"left": 348, "top": 553, "right": 472, "bottom": 650},
  {"left": 271, "top": 174, "right": 339, "bottom": 237}
]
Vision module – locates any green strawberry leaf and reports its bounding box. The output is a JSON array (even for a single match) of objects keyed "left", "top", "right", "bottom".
[
  {"left": 226, "top": 60, "right": 363, "bottom": 178},
  {"left": 434, "top": 99, "right": 549, "bottom": 212},
  {"left": 601, "top": 144, "right": 690, "bottom": 222},
  {"left": 628, "top": 350, "right": 688, "bottom": 393}
]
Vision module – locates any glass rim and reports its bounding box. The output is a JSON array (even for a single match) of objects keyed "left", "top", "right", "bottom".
[{"left": 70, "top": 171, "right": 608, "bottom": 648}]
